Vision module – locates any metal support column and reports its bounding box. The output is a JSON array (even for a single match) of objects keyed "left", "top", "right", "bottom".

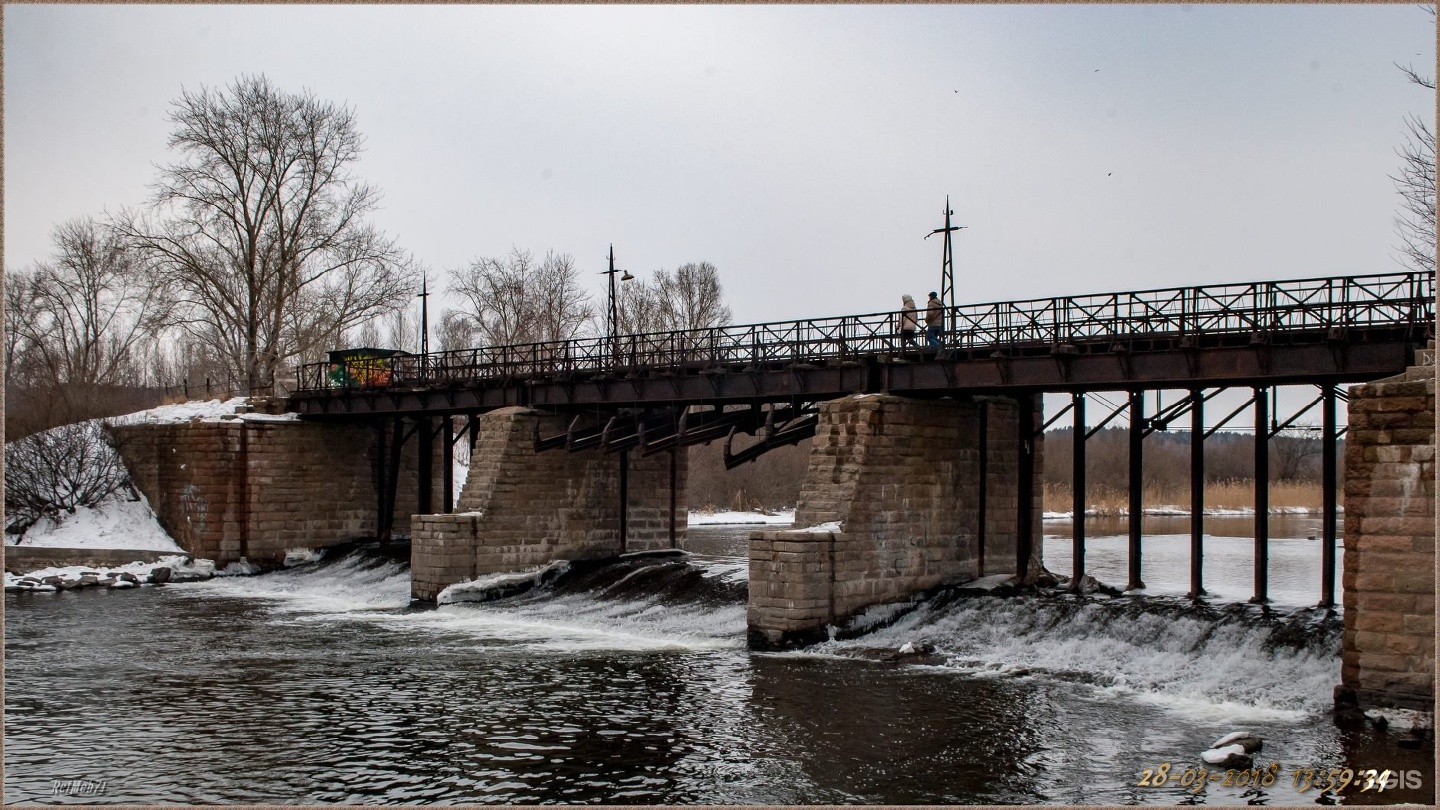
[
  {"left": 375, "top": 421, "right": 388, "bottom": 540},
  {"left": 1016, "top": 395, "right": 1036, "bottom": 580},
  {"left": 418, "top": 417, "right": 433, "bottom": 516},
  {"left": 976, "top": 401, "right": 988, "bottom": 577},
  {"left": 669, "top": 448, "right": 678, "bottom": 549},
  {"left": 1127, "top": 390, "right": 1145, "bottom": 591},
  {"left": 1071, "top": 393, "right": 1086, "bottom": 589},
  {"left": 1253, "top": 386, "right": 1269, "bottom": 604},
  {"left": 1321, "top": 384, "right": 1338, "bottom": 608},
  {"left": 1189, "top": 388, "right": 1205, "bottom": 598},
  {"left": 618, "top": 449, "right": 630, "bottom": 553},
  {"left": 442, "top": 416, "right": 454, "bottom": 514},
  {"left": 382, "top": 418, "right": 405, "bottom": 544}
]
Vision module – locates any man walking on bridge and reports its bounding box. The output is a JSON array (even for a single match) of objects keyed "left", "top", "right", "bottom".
[{"left": 925, "top": 291, "right": 944, "bottom": 348}]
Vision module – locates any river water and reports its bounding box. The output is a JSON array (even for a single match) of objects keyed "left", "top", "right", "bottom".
[{"left": 5, "top": 515, "right": 1433, "bottom": 805}]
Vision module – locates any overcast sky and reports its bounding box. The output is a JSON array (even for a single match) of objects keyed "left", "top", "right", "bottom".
[{"left": 6, "top": 4, "right": 1435, "bottom": 329}]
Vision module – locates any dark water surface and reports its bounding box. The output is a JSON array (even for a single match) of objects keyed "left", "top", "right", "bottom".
[{"left": 5, "top": 521, "right": 1433, "bottom": 805}]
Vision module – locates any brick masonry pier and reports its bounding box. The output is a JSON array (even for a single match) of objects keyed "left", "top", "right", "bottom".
[
  {"left": 747, "top": 394, "right": 1044, "bottom": 649},
  {"left": 113, "top": 414, "right": 441, "bottom": 567},
  {"left": 1337, "top": 358, "right": 1435, "bottom": 713},
  {"left": 410, "top": 407, "right": 687, "bottom": 601}
]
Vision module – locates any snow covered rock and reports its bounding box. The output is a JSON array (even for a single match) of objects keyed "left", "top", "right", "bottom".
[
  {"left": 1365, "top": 708, "right": 1434, "bottom": 734},
  {"left": 1211, "top": 732, "right": 1263, "bottom": 753},
  {"left": 1200, "top": 743, "right": 1252, "bottom": 768}
]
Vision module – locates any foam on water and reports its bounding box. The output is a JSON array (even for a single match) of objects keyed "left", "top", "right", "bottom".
[
  {"left": 172, "top": 542, "right": 1341, "bottom": 717},
  {"left": 174, "top": 550, "right": 412, "bottom": 613},
  {"left": 813, "top": 594, "right": 1340, "bottom": 721},
  {"left": 180, "top": 547, "right": 747, "bottom": 652}
]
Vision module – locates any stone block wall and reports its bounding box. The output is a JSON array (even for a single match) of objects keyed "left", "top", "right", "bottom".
[
  {"left": 411, "top": 407, "right": 687, "bottom": 601},
  {"left": 1338, "top": 363, "right": 1435, "bottom": 712},
  {"left": 113, "top": 415, "right": 444, "bottom": 566},
  {"left": 749, "top": 393, "right": 1043, "bottom": 648}
]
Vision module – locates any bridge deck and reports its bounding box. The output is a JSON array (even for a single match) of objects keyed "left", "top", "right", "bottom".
[{"left": 291, "top": 271, "right": 1433, "bottom": 416}]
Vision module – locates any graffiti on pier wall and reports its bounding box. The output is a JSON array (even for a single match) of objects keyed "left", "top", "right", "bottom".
[{"left": 180, "top": 483, "right": 208, "bottom": 538}]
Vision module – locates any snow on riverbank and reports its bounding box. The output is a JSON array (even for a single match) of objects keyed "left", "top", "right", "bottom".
[
  {"left": 4, "top": 555, "right": 219, "bottom": 593},
  {"left": 688, "top": 509, "right": 796, "bottom": 526},
  {"left": 7, "top": 499, "right": 183, "bottom": 551}
]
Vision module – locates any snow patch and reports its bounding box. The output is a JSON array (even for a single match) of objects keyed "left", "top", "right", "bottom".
[
  {"left": 688, "top": 509, "right": 795, "bottom": 526},
  {"left": 7, "top": 499, "right": 182, "bottom": 551},
  {"left": 789, "top": 521, "right": 842, "bottom": 534},
  {"left": 108, "top": 397, "right": 250, "bottom": 425}
]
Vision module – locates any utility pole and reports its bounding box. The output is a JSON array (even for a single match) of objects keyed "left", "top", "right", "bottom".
[{"left": 925, "top": 196, "right": 966, "bottom": 312}]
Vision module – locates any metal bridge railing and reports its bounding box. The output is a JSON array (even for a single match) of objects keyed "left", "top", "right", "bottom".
[{"left": 295, "top": 270, "right": 1434, "bottom": 393}]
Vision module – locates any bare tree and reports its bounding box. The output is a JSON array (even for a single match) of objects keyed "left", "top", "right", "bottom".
[
  {"left": 7, "top": 218, "right": 170, "bottom": 423},
  {"left": 1270, "top": 430, "right": 1322, "bottom": 482},
  {"left": 611, "top": 260, "right": 733, "bottom": 337},
  {"left": 449, "top": 248, "right": 595, "bottom": 346},
  {"left": 1392, "top": 7, "right": 1436, "bottom": 275},
  {"left": 615, "top": 272, "right": 670, "bottom": 335},
  {"left": 4, "top": 267, "right": 43, "bottom": 388},
  {"left": 435, "top": 309, "right": 479, "bottom": 353},
  {"left": 658, "top": 261, "right": 732, "bottom": 331},
  {"left": 115, "top": 74, "right": 418, "bottom": 391}
]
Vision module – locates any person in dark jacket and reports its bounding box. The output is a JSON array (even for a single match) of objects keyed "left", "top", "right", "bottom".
[{"left": 925, "top": 291, "right": 943, "bottom": 348}]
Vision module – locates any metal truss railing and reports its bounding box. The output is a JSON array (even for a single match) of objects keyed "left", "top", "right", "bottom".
[{"left": 295, "top": 270, "right": 1434, "bottom": 393}]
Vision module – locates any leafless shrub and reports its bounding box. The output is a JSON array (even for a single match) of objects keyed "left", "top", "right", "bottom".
[{"left": 4, "top": 421, "right": 134, "bottom": 537}]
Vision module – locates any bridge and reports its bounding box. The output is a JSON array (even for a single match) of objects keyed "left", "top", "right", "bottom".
[
  {"left": 112, "top": 269, "right": 1434, "bottom": 716},
  {"left": 292, "top": 271, "right": 1430, "bottom": 414}
]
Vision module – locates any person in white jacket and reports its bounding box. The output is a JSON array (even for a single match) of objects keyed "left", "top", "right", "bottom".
[{"left": 900, "top": 294, "right": 919, "bottom": 347}]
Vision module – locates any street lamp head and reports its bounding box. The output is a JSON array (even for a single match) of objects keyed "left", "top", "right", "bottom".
[{"left": 621, "top": 271, "right": 634, "bottom": 282}]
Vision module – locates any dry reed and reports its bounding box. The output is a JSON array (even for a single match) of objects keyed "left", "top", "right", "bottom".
[{"left": 1043, "top": 479, "right": 1331, "bottom": 514}]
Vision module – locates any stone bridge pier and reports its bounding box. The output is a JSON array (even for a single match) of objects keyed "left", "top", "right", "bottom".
[
  {"left": 747, "top": 393, "right": 1045, "bottom": 649},
  {"left": 1337, "top": 360, "right": 1435, "bottom": 714},
  {"left": 409, "top": 407, "right": 687, "bottom": 601}
]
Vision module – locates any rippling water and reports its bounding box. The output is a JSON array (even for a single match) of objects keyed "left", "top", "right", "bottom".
[{"left": 5, "top": 520, "right": 1432, "bottom": 805}]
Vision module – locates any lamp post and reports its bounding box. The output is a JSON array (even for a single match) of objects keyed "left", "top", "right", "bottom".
[
  {"left": 601, "top": 244, "right": 634, "bottom": 363},
  {"left": 417, "top": 273, "right": 430, "bottom": 380}
]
